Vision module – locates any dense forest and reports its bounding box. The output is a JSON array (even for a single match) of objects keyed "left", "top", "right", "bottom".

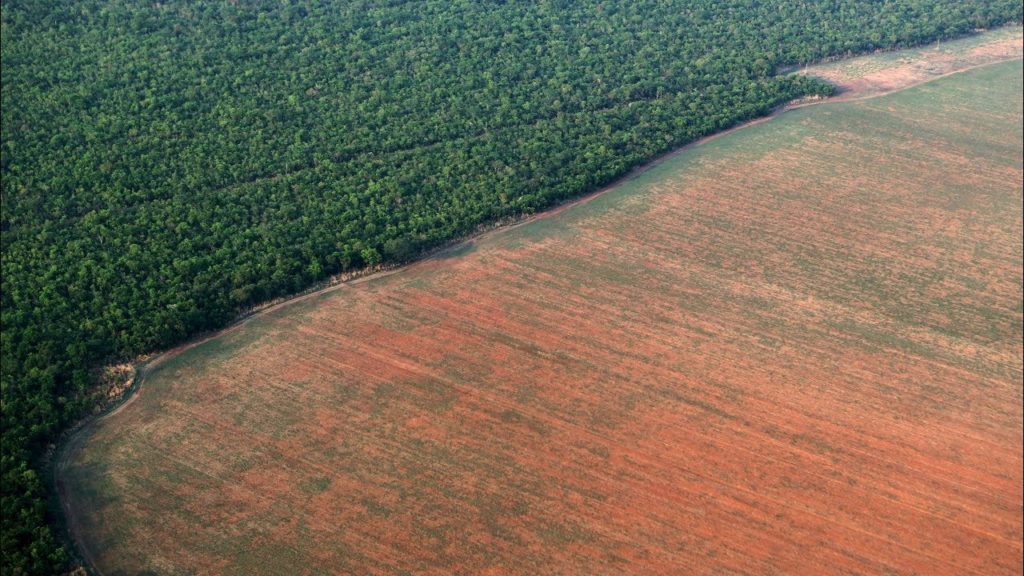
[{"left": 1, "top": 0, "right": 1021, "bottom": 573}]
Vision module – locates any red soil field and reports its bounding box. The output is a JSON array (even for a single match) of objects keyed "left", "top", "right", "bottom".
[{"left": 60, "top": 61, "right": 1023, "bottom": 574}]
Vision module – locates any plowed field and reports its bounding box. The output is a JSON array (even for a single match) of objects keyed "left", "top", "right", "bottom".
[{"left": 61, "top": 60, "right": 1024, "bottom": 575}]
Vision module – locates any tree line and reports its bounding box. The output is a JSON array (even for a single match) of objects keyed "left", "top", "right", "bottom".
[{"left": 2, "top": 0, "right": 1021, "bottom": 572}]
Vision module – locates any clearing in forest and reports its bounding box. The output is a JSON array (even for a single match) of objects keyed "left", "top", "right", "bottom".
[
  {"left": 800, "top": 25, "right": 1023, "bottom": 99},
  {"left": 60, "top": 60, "right": 1023, "bottom": 574}
]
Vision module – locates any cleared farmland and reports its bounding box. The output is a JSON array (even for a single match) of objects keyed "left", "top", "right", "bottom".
[
  {"left": 61, "top": 61, "right": 1024, "bottom": 575},
  {"left": 801, "top": 25, "right": 1023, "bottom": 99}
]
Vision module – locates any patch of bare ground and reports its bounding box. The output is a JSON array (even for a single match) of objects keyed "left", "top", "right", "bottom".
[{"left": 800, "top": 26, "right": 1023, "bottom": 99}]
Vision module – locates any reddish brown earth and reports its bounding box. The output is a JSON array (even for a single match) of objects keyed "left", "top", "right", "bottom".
[
  {"left": 59, "top": 59, "right": 1023, "bottom": 575},
  {"left": 803, "top": 25, "right": 1022, "bottom": 100}
]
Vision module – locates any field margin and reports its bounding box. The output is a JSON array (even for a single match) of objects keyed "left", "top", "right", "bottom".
[{"left": 50, "top": 34, "right": 1024, "bottom": 576}]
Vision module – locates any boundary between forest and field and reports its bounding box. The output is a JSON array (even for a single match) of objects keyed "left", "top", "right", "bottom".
[{"left": 51, "top": 38, "right": 1023, "bottom": 576}]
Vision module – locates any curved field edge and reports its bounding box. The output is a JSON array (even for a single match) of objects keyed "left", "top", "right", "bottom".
[
  {"left": 59, "top": 58, "right": 1019, "bottom": 573},
  {"left": 4, "top": 7, "right": 1022, "bottom": 571},
  {"left": 42, "top": 25, "right": 1024, "bottom": 565},
  {"left": 51, "top": 36, "right": 1023, "bottom": 500}
]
